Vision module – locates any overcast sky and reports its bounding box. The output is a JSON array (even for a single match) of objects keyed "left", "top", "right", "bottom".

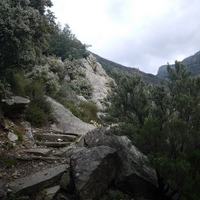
[{"left": 51, "top": 0, "right": 200, "bottom": 75}]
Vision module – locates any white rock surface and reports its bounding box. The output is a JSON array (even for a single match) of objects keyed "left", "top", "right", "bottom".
[
  {"left": 80, "top": 54, "right": 114, "bottom": 110},
  {"left": 47, "top": 96, "right": 95, "bottom": 135},
  {"left": 7, "top": 132, "right": 18, "bottom": 141}
]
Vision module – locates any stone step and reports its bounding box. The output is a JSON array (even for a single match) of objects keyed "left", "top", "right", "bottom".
[
  {"left": 8, "top": 165, "right": 67, "bottom": 196},
  {"left": 36, "top": 142, "right": 71, "bottom": 147},
  {"left": 23, "top": 148, "right": 53, "bottom": 157},
  {"left": 15, "top": 155, "right": 64, "bottom": 161},
  {"left": 35, "top": 133, "right": 77, "bottom": 142},
  {"left": 35, "top": 131, "right": 79, "bottom": 137}
]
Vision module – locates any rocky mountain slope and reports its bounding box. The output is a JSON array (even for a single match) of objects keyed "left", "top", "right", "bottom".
[
  {"left": 157, "top": 50, "right": 200, "bottom": 78},
  {"left": 93, "top": 53, "right": 163, "bottom": 85}
]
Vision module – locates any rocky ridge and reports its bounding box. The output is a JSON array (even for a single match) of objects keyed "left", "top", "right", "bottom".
[{"left": 157, "top": 50, "right": 200, "bottom": 78}]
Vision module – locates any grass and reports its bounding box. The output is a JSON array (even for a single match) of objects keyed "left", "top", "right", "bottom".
[{"left": 0, "top": 153, "right": 18, "bottom": 168}]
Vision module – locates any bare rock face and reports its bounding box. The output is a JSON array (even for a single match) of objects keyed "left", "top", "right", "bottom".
[
  {"left": 1, "top": 96, "right": 30, "bottom": 118},
  {"left": 84, "top": 126, "right": 158, "bottom": 198},
  {"left": 47, "top": 96, "right": 95, "bottom": 135},
  {"left": 80, "top": 54, "right": 114, "bottom": 110},
  {"left": 70, "top": 146, "right": 119, "bottom": 200}
]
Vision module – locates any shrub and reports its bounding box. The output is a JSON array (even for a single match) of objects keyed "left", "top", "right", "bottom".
[{"left": 26, "top": 105, "right": 46, "bottom": 127}]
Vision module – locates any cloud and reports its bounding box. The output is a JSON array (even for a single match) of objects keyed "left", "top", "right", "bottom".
[{"left": 51, "top": 0, "right": 200, "bottom": 74}]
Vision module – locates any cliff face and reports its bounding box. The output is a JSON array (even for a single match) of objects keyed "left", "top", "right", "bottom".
[
  {"left": 157, "top": 50, "right": 200, "bottom": 78},
  {"left": 80, "top": 54, "right": 114, "bottom": 110}
]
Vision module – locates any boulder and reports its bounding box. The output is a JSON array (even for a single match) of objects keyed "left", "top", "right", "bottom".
[
  {"left": 84, "top": 126, "right": 158, "bottom": 198},
  {"left": 70, "top": 146, "right": 119, "bottom": 200},
  {"left": 8, "top": 165, "right": 67, "bottom": 196},
  {"left": 7, "top": 132, "right": 18, "bottom": 142},
  {"left": 43, "top": 185, "right": 60, "bottom": 200},
  {"left": 47, "top": 96, "right": 95, "bottom": 135},
  {"left": 1, "top": 96, "right": 30, "bottom": 118}
]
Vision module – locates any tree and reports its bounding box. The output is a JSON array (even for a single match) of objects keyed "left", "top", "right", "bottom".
[
  {"left": 135, "top": 62, "right": 200, "bottom": 199},
  {"left": 110, "top": 62, "right": 200, "bottom": 199},
  {"left": 45, "top": 24, "right": 89, "bottom": 60},
  {"left": 109, "top": 71, "right": 149, "bottom": 135},
  {"left": 0, "top": 0, "right": 56, "bottom": 74}
]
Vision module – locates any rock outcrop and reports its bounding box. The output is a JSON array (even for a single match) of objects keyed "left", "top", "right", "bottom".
[
  {"left": 47, "top": 96, "right": 95, "bottom": 135},
  {"left": 4, "top": 126, "right": 159, "bottom": 200},
  {"left": 80, "top": 54, "right": 114, "bottom": 110},
  {"left": 157, "top": 50, "right": 200, "bottom": 78},
  {"left": 1, "top": 96, "right": 30, "bottom": 118},
  {"left": 71, "top": 146, "right": 119, "bottom": 200},
  {"left": 84, "top": 126, "right": 158, "bottom": 198}
]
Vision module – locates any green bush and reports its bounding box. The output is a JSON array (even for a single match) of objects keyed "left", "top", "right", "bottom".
[{"left": 26, "top": 105, "right": 46, "bottom": 127}]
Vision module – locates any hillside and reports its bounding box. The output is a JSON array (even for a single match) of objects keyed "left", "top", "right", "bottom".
[
  {"left": 157, "top": 50, "right": 200, "bottom": 78},
  {"left": 92, "top": 53, "right": 163, "bottom": 85}
]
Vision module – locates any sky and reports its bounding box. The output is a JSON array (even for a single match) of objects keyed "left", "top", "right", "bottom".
[{"left": 51, "top": 0, "right": 200, "bottom": 75}]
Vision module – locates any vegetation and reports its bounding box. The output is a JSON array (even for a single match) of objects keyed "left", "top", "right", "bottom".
[
  {"left": 45, "top": 24, "right": 89, "bottom": 60},
  {"left": 109, "top": 61, "right": 200, "bottom": 200},
  {"left": 0, "top": 0, "right": 92, "bottom": 127}
]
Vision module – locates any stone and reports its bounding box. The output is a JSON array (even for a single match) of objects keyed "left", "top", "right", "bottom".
[
  {"left": 80, "top": 54, "right": 114, "bottom": 110},
  {"left": 23, "top": 148, "right": 53, "bottom": 156},
  {"left": 84, "top": 126, "right": 158, "bottom": 198},
  {"left": 7, "top": 132, "right": 18, "bottom": 141},
  {"left": 44, "top": 185, "right": 60, "bottom": 200},
  {"left": 8, "top": 165, "right": 67, "bottom": 196},
  {"left": 70, "top": 146, "right": 119, "bottom": 200},
  {"left": 60, "top": 170, "right": 75, "bottom": 192},
  {"left": 1, "top": 96, "right": 30, "bottom": 118},
  {"left": 53, "top": 145, "right": 76, "bottom": 158},
  {"left": 36, "top": 141, "right": 71, "bottom": 147},
  {"left": 75, "top": 135, "right": 84, "bottom": 147},
  {"left": 47, "top": 96, "right": 95, "bottom": 135},
  {"left": 34, "top": 133, "right": 77, "bottom": 142},
  {"left": 21, "top": 122, "right": 34, "bottom": 143}
]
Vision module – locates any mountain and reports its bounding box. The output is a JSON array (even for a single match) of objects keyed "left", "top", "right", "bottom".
[
  {"left": 157, "top": 50, "right": 200, "bottom": 78},
  {"left": 92, "top": 53, "right": 163, "bottom": 85}
]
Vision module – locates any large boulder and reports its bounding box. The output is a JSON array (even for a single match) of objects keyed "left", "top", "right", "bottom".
[
  {"left": 1, "top": 96, "right": 30, "bottom": 118},
  {"left": 47, "top": 96, "right": 95, "bottom": 135},
  {"left": 70, "top": 146, "right": 119, "bottom": 200},
  {"left": 84, "top": 126, "right": 158, "bottom": 198}
]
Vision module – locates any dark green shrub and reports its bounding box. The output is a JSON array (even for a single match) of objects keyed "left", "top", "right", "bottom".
[{"left": 26, "top": 105, "right": 46, "bottom": 127}]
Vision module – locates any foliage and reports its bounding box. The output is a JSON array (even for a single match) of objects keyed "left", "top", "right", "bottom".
[
  {"left": 13, "top": 128, "right": 23, "bottom": 141},
  {"left": 0, "top": 0, "right": 56, "bottom": 73},
  {"left": 45, "top": 24, "right": 89, "bottom": 60},
  {"left": 109, "top": 61, "right": 200, "bottom": 199},
  {"left": 64, "top": 100, "right": 98, "bottom": 123},
  {"left": 110, "top": 71, "right": 149, "bottom": 129},
  {"left": 26, "top": 63, "right": 60, "bottom": 95},
  {"left": 8, "top": 71, "right": 55, "bottom": 127}
]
